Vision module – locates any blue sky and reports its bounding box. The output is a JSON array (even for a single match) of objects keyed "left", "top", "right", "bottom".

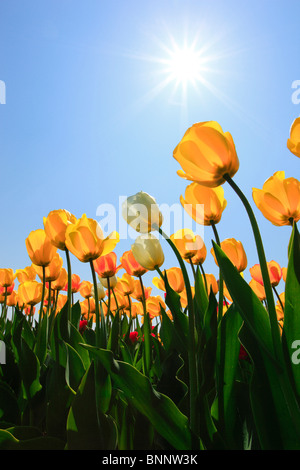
[{"left": 0, "top": 0, "right": 299, "bottom": 303}]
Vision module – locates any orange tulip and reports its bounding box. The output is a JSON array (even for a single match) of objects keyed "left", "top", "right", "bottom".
[
  {"left": 211, "top": 238, "right": 247, "bottom": 273},
  {"left": 63, "top": 273, "right": 81, "bottom": 293},
  {"left": 287, "top": 117, "right": 300, "bottom": 158},
  {"left": 114, "top": 273, "right": 135, "bottom": 296},
  {"left": 25, "top": 229, "right": 57, "bottom": 267},
  {"left": 81, "top": 297, "right": 96, "bottom": 317},
  {"left": 252, "top": 171, "right": 300, "bottom": 226},
  {"left": 79, "top": 280, "right": 93, "bottom": 299},
  {"left": 15, "top": 266, "right": 36, "bottom": 283},
  {"left": 180, "top": 183, "right": 227, "bottom": 226},
  {"left": 152, "top": 267, "right": 185, "bottom": 293},
  {"left": 249, "top": 278, "right": 266, "bottom": 301},
  {"left": 43, "top": 209, "right": 77, "bottom": 250},
  {"left": 56, "top": 294, "right": 68, "bottom": 312},
  {"left": 170, "top": 229, "right": 200, "bottom": 260},
  {"left": 6, "top": 290, "right": 18, "bottom": 307},
  {"left": 18, "top": 281, "right": 43, "bottom": 306},
  {"left": 173, "top": 121, "right": 239, "bottom": 187},
  {"left": 187, "top": 235, "right": 207, "bottom": 265},
  {"left": 0, "top": 282, "right": 15, "bottom": 296},
  {"left": 203, "top": 274, "right": 218, "bottom": 296},
  {"left": 51, "top": 267, "right": 68, "bottom": 291},
  {"left": 249, "top": 260, "right": 282, "bottom": 287},
  {"left": 146, "top": 295, "right": 166, "bottom": 319},
  {"left": 65, "top": 213, "right": 119, "bottom": 263},
  {"left": 275, "top": 292, "right": 285, "bottom": 323},
  {"left": 33, "top": 252, "right": 63, "bottom": 282},
  {"left": 93, "top": 252, "right": 117, "bottom": 278},
  {"left": 120, "top": 250, "right": 147, "bottom": 277},
  {"left": 0, "top": 268, "right": 15, "bottom": 287},
  {"left": 130, "top": 279, "right": 152, "bottom": 302}
]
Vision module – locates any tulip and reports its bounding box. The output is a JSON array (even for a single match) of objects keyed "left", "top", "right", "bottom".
[
  {"left": 65, "top": 214, "right": 119, "bottom": 263},
  {"left": 43, "top": 209, "right": 77, "bottom": 250},
  {"left": 99, "top": 275, "right": 117, "bottom": 289},
  {"left": 249, "top": 278, "right": 266, "bottom": 302},
  {"left": 129, "top": 331, "right": 139, "bottom": 344},
  {"left": 170, "top": 229, "right": 200, "bottom": 260},
  {"left": 63, "top": 273, "right": 81, "bottom": 293},
  {"left": 146, "top": 295, "right": 167, "bottom": 319},
  {"left": 249, "top": 260, "right": 282, "bottom": 287},
  {"left": 25, "top": 229, "right": 57, "bottom": 267},
  {"left": 131, "top": 279, "right": 152, "bottom": 302},
  {"left": 91, "top": 281, "right": 106, "bottom": 300},
  {"left": 0, "top": 268, "right": 15, "bottom": 287},
  {"left": 211, "top": 238, "right": 247, "bottom": 273},
  {"left": 79, "top": 280, "right": 93, "bottom": 299},
  {"left": 114, "top": 273, "right": 135, "bottom": 296},
  {"left": 51, "top": 267, "right": 68, "bottom": 291},
  {"left": 131, "top": 234, "right": 164, "bottom": 271},
  {"left": 18, "top": 281, "right": 43, "bottom": 306},
  {"left": 187, "top": 235, "right": 207, "bottom": 265},
  {"left": 15, "top": 266, "right": 36, "bottom": 283},
  {"left": 180, "top": 182, "right": 227, "bottom": 226},
  {"left": 32, "top": 252, "right": 64, "bottom": 282},
  {"left": 287, "top": 117, "right": 300, "bottom": 158},
  {"left": 252, "top": 171, "right": 300, "bottom": 226},
  {"left": 93, "top": 252, "right": 117, "bottom": 278},
  {"left": 122, "top": 191, "right": 163, "bottom": 233},
  {"left": 152, "top": 267, "right": 185, "bottom": 293},
  {"left": 6, "top": 290, "right": 18, "bottom": 307},
  {"left": 173, "top": 121, "right": 239, "bottom": 187},
  {"left": 56, "top": 294, "right": 68, "bottom": 312},
  {"left": 120, "top": 250, "right": 147, "bottom": 277}
]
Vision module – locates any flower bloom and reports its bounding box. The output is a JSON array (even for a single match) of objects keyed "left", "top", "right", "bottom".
[
  {"left": 65, "top": 214, "right": 119, "bottom": 263},
  {"left": 131, "top": 234, "right": 164, "bottom": 271},
  {"left": 99, "top": 275, "right": 117, "bottom": 289},
  {"left": 93, "top": 252, "right": 117, "bottom": 278},
  {"left": 120, "top": 250, "right": 148, "bottom": 277},
  {"left": 249, "top": 260, "right": 282, "bottom": 287},
  {"left": 252, "top": 171, "right": 300, "bottom": 226},
  {"left": 170, "top": 229, "right": 200, "bottom": 260},
  {"left": 287, "top": 117, "right": 300, "bottom": 158},
  {"left": 25, "top": 229, "right": 57, "bottom": 267},
  {"left": 91, "top": 281, "right": 106, "bottom": 300},
  {"left": 56, "top": 294, "right": 68, "bottom": 312},
  {"left": 122, "top": 191, "right": 163, "bottom": 233},
  {"left": 51, "top": 267, "right": 68, "bottom": 291},
  {"left": 173, "top": 121, "right": 239, "bottom": 187},
  {"left": 180, "top": 183, "right": 227, "bottom": 226},
  {"left": 63, "top": 273, "right": 81, "bottom": 293},
  {"left": 211, "top": 238, "right": 247, "bottom": 273},
  {"left": 152, "top": 267, "right": 185, "bottom": 293},
  {"left": 129, "top": 331, "right": 139, "bottom": 344},
  {"left": 187, "top": 235, "right": 207, "bottom": 265},
  {"left": 146, "top": 296, "right": 167, "bottom": 319},
  {"left": 15, "top": 266, "right": 36, "bottom": 283},
  {"left": 115, "top": 273, "right": 135, "bottom": 296},
  {"left": 79, "top": 320, "right": 88, "bottom": 334},
  {"left": 79, "top": 280, "right": 93, "bottom": 299},
  {"left": 0, "top": 268, "right": 15, "bottom": 288},
  {"left": 33, "top": 253, "right": 63, "bottom": 282},
  {"left": 249, "top": 278, "right": 266, "bottom": 301},
  {"left": 18, "top": 280, "right": 43, "bottom": 306},
  {"left": 43, "top": 209, "right": 77, "bottom": 250},
  {"left": 6, "top": 290, "right": 18, "bottom": 307},
  {"left": 131, "top": 280, "right": 152, "bottom": 302}
]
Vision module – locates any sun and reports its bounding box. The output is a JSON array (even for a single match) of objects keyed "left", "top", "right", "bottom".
[{"left": 163, "top": 43, "right": 205, "bottom": 89}]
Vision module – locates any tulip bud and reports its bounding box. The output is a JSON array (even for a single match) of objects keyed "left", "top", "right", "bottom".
[
  {"left": 131, "top": 234, "right": 164, "bottom": 271},
  {"left": 122, "top": 191, "right": 163, "bottom": 233}
]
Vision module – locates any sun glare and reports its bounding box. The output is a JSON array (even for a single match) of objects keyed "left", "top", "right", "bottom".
[{"left": 165, "top": 44, "right": 204, "bottom": 88}]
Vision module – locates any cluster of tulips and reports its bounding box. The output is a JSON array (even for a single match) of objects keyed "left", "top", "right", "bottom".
[{"left": 0, "top": 116, "right": 300, "bottom": 450}]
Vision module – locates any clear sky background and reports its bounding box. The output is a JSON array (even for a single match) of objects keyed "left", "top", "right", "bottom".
[{"left": 0, "top": 0, "right": 299, "bottom": 304}]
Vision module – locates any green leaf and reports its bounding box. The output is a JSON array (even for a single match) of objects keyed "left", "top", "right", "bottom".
[
  {"left": 0, "top": 428, "right": 65, "bottom": 450},
  {"left": 81, "top": 345, "right": 192, "bottom": 450}
]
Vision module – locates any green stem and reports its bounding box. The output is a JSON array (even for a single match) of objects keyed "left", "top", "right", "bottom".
[
  {"left": 138, "top": 274, "right": 151, "bottom": 377},
  {"left": 90, "top": 260, "right": 101, "bottom": 347},
  {"left": 39, "top": 266, "right": 46, "bottom": 325},
  {"left": 157, "top": 226, "right": 199, "bottom": 446},
  {"left": 65, "top": 248, "right": 72, "bottom": 323},
  {"left": 224, "top": 174, "right": 282, "bottom": 361},
  {"left": 211, "top": 222, "right": 224, "bottom": 321},
  {"left": 199, "top": 262, "right": 208, "bottom": 294}
]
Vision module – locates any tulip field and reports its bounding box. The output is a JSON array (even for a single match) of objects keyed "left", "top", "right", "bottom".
[{"left": 0, "top": 118, "right": 300, "bottom": 451}]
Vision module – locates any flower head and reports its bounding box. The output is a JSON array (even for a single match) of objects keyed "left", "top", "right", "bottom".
[
  {"left": 287, "top": 117, "right": 300, "bottom": 158},
  {"left": 43, "top": 209, "right": 77, "bottom": 250},
  {"left": 180, "top": 183, "right": 227, "bottom": 226},
  {"left": 252, "top": 171, "right": 300, "bottom": 226},
  {"left": 131, "top": 234, "right": 164, "bottom": 271},
  {"left": 122, "top": 191, "right": 163, "bottom": 233},
  {"left": 25, "top": 229, "right": 57, "bottom": 267},
  {"left": 211, "top": 238, "right": 247, "bottom": 273},
  {"left": 174, "top": 121, "right": 239, "bottom": 187}
]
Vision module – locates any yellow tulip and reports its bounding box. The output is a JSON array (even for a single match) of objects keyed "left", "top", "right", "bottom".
[
  {"left": 65, "top": 213, "right": 119, "bottom": 263},
  {"left": 79, "top": 280, "right": 93, "bottom": 299},
  {"left": 15, "top": 266, "right": 36, "bottom": 283},
  {"left": 153, "top": 266, "right": 185, "bottom": 293},
  {"left": 252, "top": 171, "right": 300, "bottom": 226},
  {"left": 173, "top": 121, "right": 239, "bottom": 187},
  {"left": 287, "top": 117, "right": 300, "bottom": 158},
  {"left": 44, "top": 209, "right": 77, "bottom": 250},
  {"left": 18, "top": 280, "right": 43, "bottom": 306},
  {"left": 131, "top": 234, "right": 164, "bottom": 271},
  {"left": 122, "top": 191, "right": 163, "bottom": 233},
  {"left": 170, "top": 229, "right": 199, "bottom": 260},
  {"left": 211, "top": 238, "right": 247, "bottom": 273},
  {"left": 180, "top": 183, "right": 227, "bottom": 226},
  {"left": 0, "top": 268, "right": 15, "bottom": 287},
  {"left": 25, "top": 229, "right": 57, "bottom": 267},
  {"left": 51, "top": 267, "right": 68, "bottom": 291},
  {"left": 32, "top": 252, "right": 63, "bottom": 282}
]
